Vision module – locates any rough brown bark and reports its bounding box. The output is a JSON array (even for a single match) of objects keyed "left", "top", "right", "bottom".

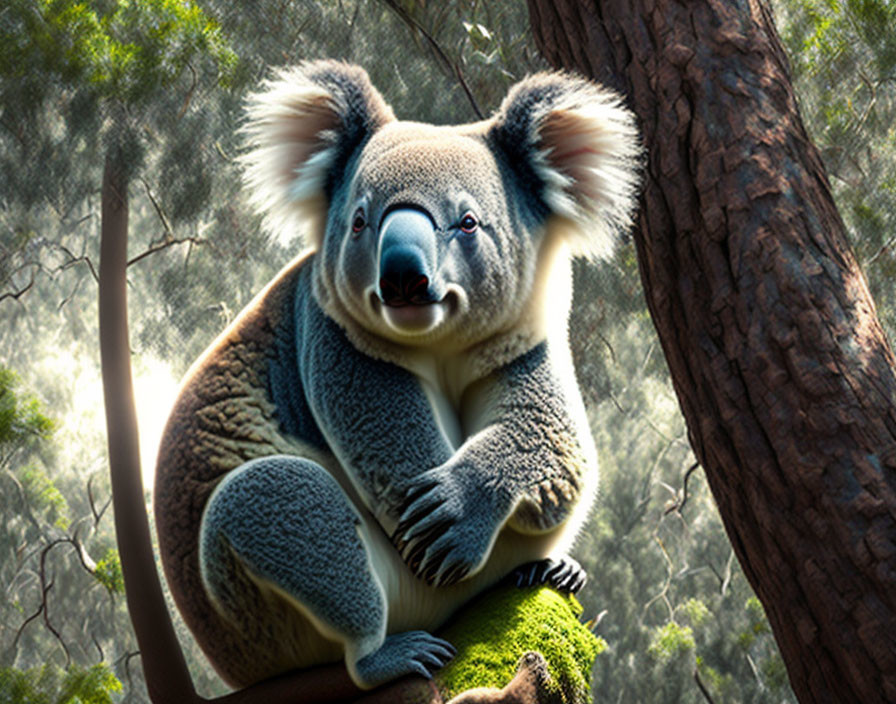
[{"left": 526, "top": 1, "right": 896, "bottom": 702}]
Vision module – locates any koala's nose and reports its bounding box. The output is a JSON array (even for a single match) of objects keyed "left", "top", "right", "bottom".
[{"left": 377, "top": 208, "right": 437, "bottom": 306}]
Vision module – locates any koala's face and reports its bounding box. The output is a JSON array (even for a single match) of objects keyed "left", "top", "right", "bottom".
[
  {"left": 241, "top": 62, "right": 640, "bottom": 353},
  {"left": 318, "top": 122, "right": 540, "bottom": 348}
]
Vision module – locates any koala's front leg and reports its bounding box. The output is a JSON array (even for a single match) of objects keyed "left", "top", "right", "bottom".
[
  {"left": 394, "top": 342, "right": 594, "bottom": 586},
  {"left": 299, "top": 291, "right": 455, "bottom": 520}
]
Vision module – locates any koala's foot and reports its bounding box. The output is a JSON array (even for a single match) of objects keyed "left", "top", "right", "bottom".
[
  {"left": 509, "top": 556, "right": 587, "bottom": 594},
  {"left": 352, "top": 631, "right": 456, "bottom": 688}
]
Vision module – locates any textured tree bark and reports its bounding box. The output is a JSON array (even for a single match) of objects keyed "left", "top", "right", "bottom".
[{"left": 526, "top": 1, "right": 896, "bottom": 702}]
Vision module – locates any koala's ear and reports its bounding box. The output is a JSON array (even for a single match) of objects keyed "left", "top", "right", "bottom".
[
  {"left": 489, "top": 72, "right": 641, "bottom": 260},
  {"left": 240, "top": 61, "right": 395, "bottom": 248}
]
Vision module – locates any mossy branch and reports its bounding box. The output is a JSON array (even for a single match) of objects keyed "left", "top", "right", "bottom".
[{"left": 354, "top": 586, "right": 603, "bottom": 704}]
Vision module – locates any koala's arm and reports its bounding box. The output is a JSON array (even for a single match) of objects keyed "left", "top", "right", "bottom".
[
  {"left": 298, "top": 281, "right": 455, "bottom": 521},
  {"left": 393, "top": 341, "right": 594, "bottom": 586}
]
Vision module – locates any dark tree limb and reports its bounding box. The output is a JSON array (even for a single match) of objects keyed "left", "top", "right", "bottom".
[
  {"left": 526, "top": 1, "right": 896, "bottom": 702},
  {"left": 0, "top": 265, "right": 37, "bottom": 303},
  {"left": 693, "top": 667, "right": 717, "bottom": 704},
  {"left": 99, "top": 151, "right": 202, "bottom": 704},
  {"left": 376, "top": 0, "right": 484, "bottom": 119}
]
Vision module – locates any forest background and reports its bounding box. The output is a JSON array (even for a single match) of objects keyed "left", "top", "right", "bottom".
[{"left": 1, "top": 1, "right": 894, "bottom": 702}]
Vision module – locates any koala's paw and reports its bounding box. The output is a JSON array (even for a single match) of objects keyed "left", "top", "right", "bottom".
[
  {"left": 354, "top": 631, "right": 456, "bottom": 688},
  {"left": 392, "top": 467, "right": 494, "bottom": 587},
  {"left": 509, "top": 556, "right": 587, "bottom": 594}
]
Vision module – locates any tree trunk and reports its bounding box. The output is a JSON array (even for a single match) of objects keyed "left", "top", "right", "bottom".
[
  {"left": 526, "top": 1, "right": 896, "bottom": 702},
  {"left": 99, "top": 152, "right": 205, "bottom": 704}
]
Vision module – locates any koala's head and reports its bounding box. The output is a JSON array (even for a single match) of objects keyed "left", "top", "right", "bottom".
[{"left": 241, "top": 61, "right": 639, "bottom": 354}]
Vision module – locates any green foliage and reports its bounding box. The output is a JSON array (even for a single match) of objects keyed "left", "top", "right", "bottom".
[
  {"left": 737, "top": 596, "right": 772, "bottom": 649},
  {"left": 777, "top": 0, "right": 896, "bottom": 340},
  {"left": 0, "top": 0, "right": 237, "bottom": 103},
  {"left": 92, "top": 548, "right": 124, "bottom": 594},
  {"left": 18, "top": 464, "right": 70, "bottom": 530},
  {"left": 0, "top": 663, "right": 122, "bottom": 704},
  {"left": 680, "top": 598, "right": 710, "bottom": 627},
  {"left": 695, "top": 659, "right": 736, "bottom": 700},
  {"left": 0, "top": 368, "right": 134, "bottom": 694},
  {"left": 762, "top": 653, "right": 790, "bottom": 692},
  {"left": 0, "top": 368, "right": 68, "bottom": 528},
  {"left": 438, "top": 587, "right": 603, "bottom": 704},
  {"left": 648, "top": 622, "right": 695, "bottom": 662},
  {"left": 0, "top": 368, "right": 55, "bottom": 450}
]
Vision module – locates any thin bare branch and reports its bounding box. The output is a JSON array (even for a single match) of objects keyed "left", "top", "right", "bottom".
[
  {"left": 178, "top": 63, "right": 199, "bottom": 120},
  {"left": 140, "top": 177, "right": 175, "bottom": 240},
  {"left": 127, "top": 234, "right": 209, "bottom": 268},
  {"left": 38, "top": 541, "right": 71, "bottom": 667},
  {"left": 694, "top": 667, "right": 718, "bottom": 704},
  {"left": 377, "top": 0, "right": 484, "bottom": 119},
  {"left": 11, "top": 598, "right": 44, "bottom": 654},
  {"left": 87, "top": 474, "right": 114, "bottom": 527},
  {"left": 92, "top": 632, "right": 105, "bottom": 661},
  {"left": 56, "top": 245, "right": 100, "bottom": 283},
  {"left": 1, "top": 468, "right": 46, "bottom": 536},
  {"left": 664, "top": 462, "right": 701, "bottom": 516},
  {"left": 0, "top": 267, "right": 36, "bottom": 304}
]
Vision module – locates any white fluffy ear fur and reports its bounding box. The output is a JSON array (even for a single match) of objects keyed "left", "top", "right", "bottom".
[
  {"left": 239, "top": 61, "right": 395, "bottom": 249},
  {"left": 491, "top": 72, "right": 642, "bottom": 261}
]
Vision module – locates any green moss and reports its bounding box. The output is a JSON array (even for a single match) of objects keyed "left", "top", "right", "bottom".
[{"left": 436, "top": 586, "right": 604, "bottom": 703}]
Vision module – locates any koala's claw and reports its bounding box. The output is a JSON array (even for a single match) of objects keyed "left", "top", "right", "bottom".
[
  {"left": 433, "top": 557, "right": 471, "bottom": 587},
  {"left": 402, "top": 478, "right": 441, "bottom": 509},
  {"left": 397, "top": 520, "right": 480, "bottom": 587},
  {"left": 510, "top": 556, "right": 587, "bottom": 594},
  {"left": 354, "top": 631, "right": 456, "bottom": 688},
  {"left": 448, "top": 559, "right": 473, "bottom": 583},
  {"left": 394, "top": 468, "right": 494, "bottom": 586},
  {"left": 397, "top": 501, "right": 452, "bottom": 544},
  {"left": 420, "top": 537, "right": 473, "bottom": 587},
  {"left": 399, "top": 533, "right": 469, "bottom": 587}
]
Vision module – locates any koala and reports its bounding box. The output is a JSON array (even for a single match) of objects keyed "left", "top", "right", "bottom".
[{"left": 154, "top": 60, "right": 639, "bottom": 691}]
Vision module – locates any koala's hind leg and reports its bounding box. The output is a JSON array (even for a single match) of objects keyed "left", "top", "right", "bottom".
[{"left": 199, "top": 456, "right": 454, "bottom": 689}]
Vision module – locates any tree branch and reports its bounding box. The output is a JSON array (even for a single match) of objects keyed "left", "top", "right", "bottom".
[
  {"left": 664, "top": 462, "right": 700, "bottom": 516},
  {"left": 0, "top": 266, "right": 36, "bottom": 304},
  {"left": 376, "top": 0, "right": 484, "bottom": 119},
  {"left": 87, "top": 473, "right": 113, "bottom": 527},
  {"left": 126, "top": 234, "right": 209, "bottom": 268},
  {"left": 693, "top": 667, "right": 717, "bottom": 704}
]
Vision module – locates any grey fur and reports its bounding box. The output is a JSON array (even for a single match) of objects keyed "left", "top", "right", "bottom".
[
  {"left": 158, "top": 60, "right": 640, "bottom": 690},
  {"left": 201, "top": 456, "right": 385, "bottom": 641}
]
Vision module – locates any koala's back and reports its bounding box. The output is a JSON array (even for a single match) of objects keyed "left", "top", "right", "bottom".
[{"left": 153, "top": 251, "right": 335, "bottom": 683}]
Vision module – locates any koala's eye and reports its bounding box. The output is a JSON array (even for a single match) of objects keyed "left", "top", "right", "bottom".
[
  {"left": 459, "top": 212, "right": 479, "bottom": 235},
  {"left": 351, "top": 209, "right": 366, "bottom": 234}
]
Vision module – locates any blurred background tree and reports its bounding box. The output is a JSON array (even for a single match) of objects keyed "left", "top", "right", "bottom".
[{"left": 1, "top": 1, "right": 892, "bottom": 702}]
